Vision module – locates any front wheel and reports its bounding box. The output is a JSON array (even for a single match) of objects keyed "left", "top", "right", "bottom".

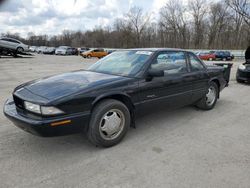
[
  {"left": 87, "top": 99, "right": 131, "bottom": 147},
  {"left": 196, "top": 82, "right": 218, "bottom": 110},
  {"left": 16, "top": 47, "right": 24, "bottom": 53}
]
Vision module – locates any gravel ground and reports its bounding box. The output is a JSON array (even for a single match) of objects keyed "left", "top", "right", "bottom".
[{"left": 0, "top": 54, "right": 249, "bottom": 188}]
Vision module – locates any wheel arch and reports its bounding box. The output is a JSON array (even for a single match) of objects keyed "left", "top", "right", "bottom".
[
  {"left": 209, "top": 78, "right": 220, "bottom": 98},
  {"left": 91, "top": 93, "right": 136, "bottom": 127},
  {"left": 16, "top": 46, "right": 24, "bottom": 52}
]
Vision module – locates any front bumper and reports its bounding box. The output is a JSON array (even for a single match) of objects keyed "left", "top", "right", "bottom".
[
  {"left": 55, "top": 51, "right": 66, "bottom": 55},
  {"left": 3, "top": 98, "right": 90, "bottom": 137},
  {"left": 237, "top": 69, "right": 250, "bottom": 82}
]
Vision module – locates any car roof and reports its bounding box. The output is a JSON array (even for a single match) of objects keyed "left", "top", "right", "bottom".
[
  {"left": 58, "top": 46, "right": 70, "bottom": 48},
  {"left": 119, "top": 48, "right": 190, "bottom": 52},
  {"left": 1, "top": 37, "right": 21, "bottom": 42}
]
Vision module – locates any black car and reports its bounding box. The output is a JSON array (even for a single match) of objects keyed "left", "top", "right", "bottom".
[
  {"left": 210, "top": 51, "right": 234, "bottom": 61},
  {"left": 236, "top": 63, "right": 250, "bottom": 83},
  {"left": 67, "top": 47, "right": 78, "bottom": 55},
  {"left": 79, "top": 47, "right": 90, "bottom": 54},
  {"left": 4, "top": 49, "right": 229, "bottom": 147}
]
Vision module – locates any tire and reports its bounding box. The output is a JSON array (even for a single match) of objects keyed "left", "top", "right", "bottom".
[
  {"left": 209, "top": 58, "right": 213, "bottom": 61},
  {"left": 16, "top": 47, "right": 24, "bottom": 53},
  {"left": 87, "top": 99, "right": 131, "bottom": 147},
  {"left": 222, "top": 58, "right": 227, "bottom": 61},
  {"left": 196, "top": 82, "right": 218, "bottom": 110},
  {"left": 87, "top": 54, "right": 91, "bottom": 58}
]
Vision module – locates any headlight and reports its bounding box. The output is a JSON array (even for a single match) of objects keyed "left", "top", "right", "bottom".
[
  {"left": 239, "top": 64, "right": 246, "bottom": 70},
  {"left": 24, "top": 101, "right": 41, "bottom": 114},
  {"left": 41, "top": 106, "right": 64, "bottom": 115},
  {"left": 24, "top": 101, "right": 64, "bottom": 115}
]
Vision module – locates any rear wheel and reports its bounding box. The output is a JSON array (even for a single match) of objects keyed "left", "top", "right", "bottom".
[
  {"left": 209, "top": 58, "right": 213, "bottom": 61},
  {"left": 87, "top": 54, "right": 91, "bottom": 58},
  {"left": 87, "top": 99, "right": 131, "bottom": 147},
  {"left": 196, "top": 82, "right": 218, "bottom": 110}
]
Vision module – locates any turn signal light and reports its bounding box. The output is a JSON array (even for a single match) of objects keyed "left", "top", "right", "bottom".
[{"left": 50, "top": 120, "right": 71, "bottom": 126}]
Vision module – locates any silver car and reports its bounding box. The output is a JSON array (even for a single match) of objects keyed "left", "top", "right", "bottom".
[{"left": 0, "top": 37, "right": 29, "bottom": 52}]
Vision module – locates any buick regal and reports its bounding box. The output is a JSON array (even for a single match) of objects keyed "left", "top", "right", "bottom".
[{"left": 4, "top": 49, "right": 228, "bottom": 147}]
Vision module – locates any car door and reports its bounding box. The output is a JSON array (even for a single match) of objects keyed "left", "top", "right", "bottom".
[
  {"left": 138, "top": 51, "right": 193, "bottom": 112},
  {"left": 8, "top": 39, "right": 20, "bottom": 49},
  {"left": 97, "top": 49, "right": 105, "bottom": 57},
  {"left": 187, "top": 52, "right": 209, "bottom": 102},
  {"left": 92, "top": 49, "right": 99, "bottom": 57},
  {"left": 0, "top": 38, "right": 11, "bottom": 49}
]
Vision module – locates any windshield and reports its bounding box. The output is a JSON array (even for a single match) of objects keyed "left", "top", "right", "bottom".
[{"left": 88, "top": 50, "right": 153, "bottom": 77}]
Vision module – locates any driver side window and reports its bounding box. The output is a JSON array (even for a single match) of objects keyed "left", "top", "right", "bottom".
[{"left": 151, "top": 51, "right": 187, "bottom": 75}]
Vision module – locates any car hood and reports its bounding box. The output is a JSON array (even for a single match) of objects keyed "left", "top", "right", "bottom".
[
  {"left": 17, "top": 70, "right": 129, "bottom": 101},
  {"left": 82, "top": 51, "right": 91, "bottom": 55}
]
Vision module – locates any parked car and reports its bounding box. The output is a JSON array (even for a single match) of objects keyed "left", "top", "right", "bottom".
[
  {"left": 36, "top": 46, "right": 47, "bottom": 54},
  {"left": 210, "top": 51, "right": 234, "bottom": 61},
  {"left": 79, "top": 47, "right": 90, "bottom": 54},
  {"left": 81, "top": 48, "right": 108, "bottom": 58},
  {"left": 55, "top": 46, "right": 71, "bottom": 55},
  {"left": 197, "top": 52, "right": 216, "bottom": 61},
  {"left": 0, "top": 37, "right": 29, "bottom": 53},
  {"left": 236, "top": 63, "right": 250, "bottom": 83},
  {"left": 107, "top": 49, "right": 116, "bottom": 54},
  {"left": 67, "top": 47, "right": 78, "bottom": 55},
  {"left": 43, "top": 47, "right": 56, "bottom": 55},
  {"left": 28, "top": 46, "right": 37, "bottom": 52},
  {"left": 4, "top": 48, "right": 229, "bottom": 147}
]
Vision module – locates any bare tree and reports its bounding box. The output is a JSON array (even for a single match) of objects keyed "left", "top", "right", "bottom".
[
  {"left": 2, "top": 2, "right": 249, "bottom": 49},
  {"left": 207, "top": 2, "right": 230, "bottom": 48},
  {"left": 127, "top": 6, "right": 151, "bottom": 47},
  {"left": 226, "top": 0, "right": 250, "bottom": 26},
  {"left": 160, "top": 0, "right": 189, "bottom": 48},
  {"left": 189, "top": 0, "right": 208, "bottom": 48},
  {"left": 113, "top": 18, "right": 134, "bottom": 48}
]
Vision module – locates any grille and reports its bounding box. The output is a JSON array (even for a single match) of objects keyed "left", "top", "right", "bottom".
[
  {"left": 238, "top": 71, "right": 250, "bottom": 78},
  {"left": 13, "top": 95, "right": 25, "bottom": 109}
]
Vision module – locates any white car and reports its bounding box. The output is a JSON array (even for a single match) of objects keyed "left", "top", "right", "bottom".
[
  {"left": 36, "top": 46, "right": 47, "bottom": 54},
  {"left": 55, "top": 46, "right": 71, "bottom": 55},
  {"left": 29, "top": 46, "right": 37, "bottom": 52},
  {"left": 0, "top": 37, "right": 29, "bottom": 53}
]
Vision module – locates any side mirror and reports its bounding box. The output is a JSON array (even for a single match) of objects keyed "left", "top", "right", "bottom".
[{"left": 147, "top": 68, "right": 164, "bottom": 78}]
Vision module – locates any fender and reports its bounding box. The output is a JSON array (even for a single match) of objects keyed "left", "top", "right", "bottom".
[
  {"left": 92, "top": 91, "right": 136, "bottom": 128},
  {"left": 92, "top": 91, "right": 132, "bottom": 106},
  {"left": 209, "top": 77, "right": 221, "bottom": 99}
]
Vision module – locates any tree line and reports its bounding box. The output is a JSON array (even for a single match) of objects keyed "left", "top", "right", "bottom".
[{"left": 2, "top": 0, "right": 250, "bottom": 49}]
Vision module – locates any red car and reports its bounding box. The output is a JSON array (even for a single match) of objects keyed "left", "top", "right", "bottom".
[{"left": 197, "top": 52, "right": 216, "bottom": 61}]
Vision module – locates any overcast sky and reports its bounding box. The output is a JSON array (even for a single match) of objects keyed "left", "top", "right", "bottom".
[{"left": 0, "top": 0, "right": 169, "bottom": 38}]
